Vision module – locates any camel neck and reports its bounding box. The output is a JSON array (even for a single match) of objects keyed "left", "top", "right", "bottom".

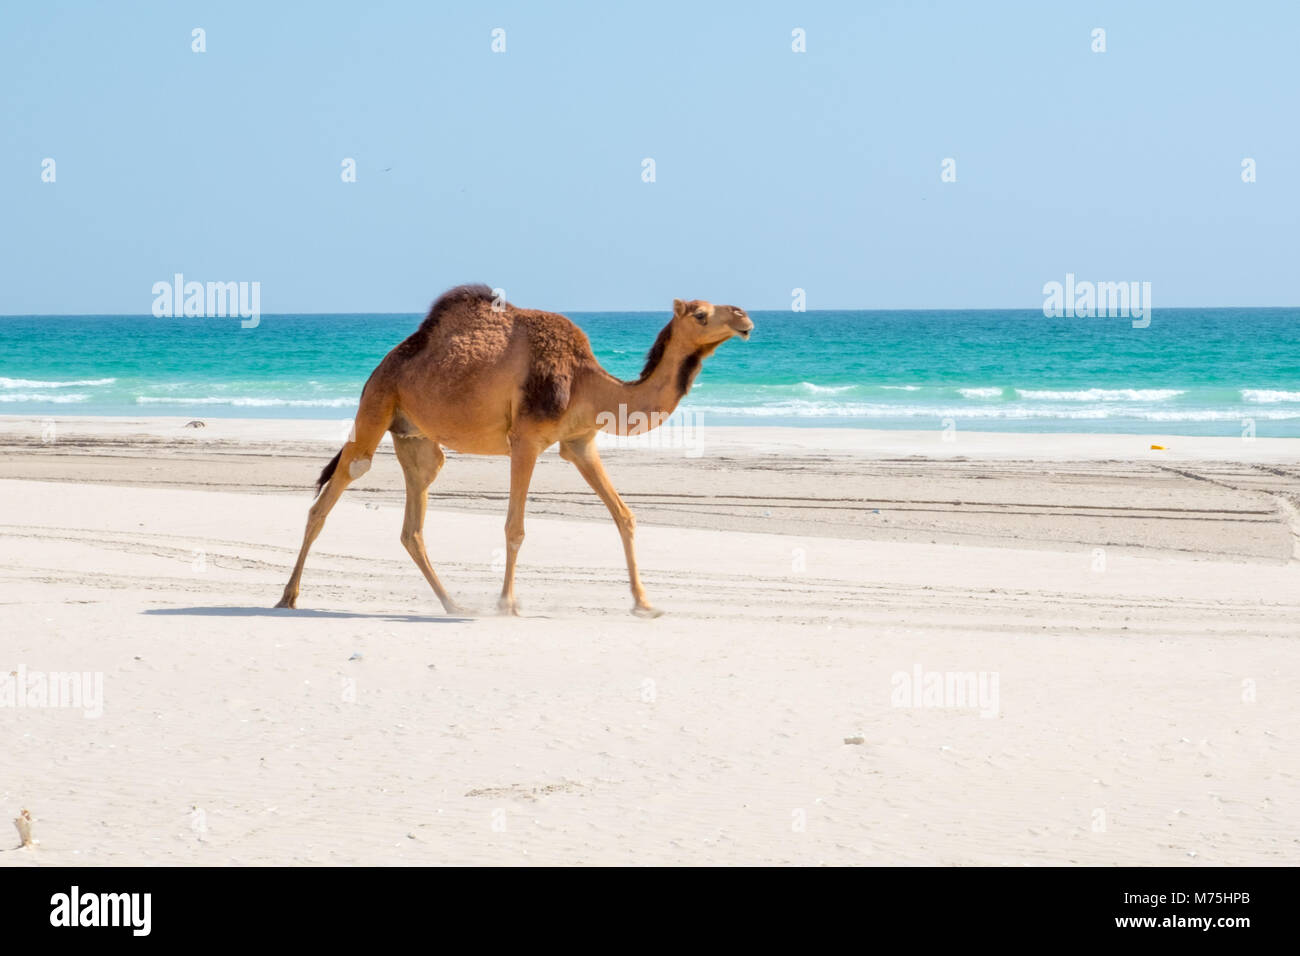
[{"left": 591, "top": 322, "right": 705, "bottom": 434}]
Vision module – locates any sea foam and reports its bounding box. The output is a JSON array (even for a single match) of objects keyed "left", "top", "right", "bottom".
[
  {"left": 0, "top": 392, "right": 90, "bottom": 403},
  {"left": 1240, "top": 389, "right": 1300, "bottom": 403},
  {"left": 1014, "top": 388, "right": 1184, "bottom": 402},
  {"left": 0, "top": 377, "right": 115, "bottom": 389},
  {"left": 135, "top": 396, "right": 357, "bottom": 408}
]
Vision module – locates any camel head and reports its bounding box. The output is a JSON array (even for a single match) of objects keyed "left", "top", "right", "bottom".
[{"left": 672, "top": 298, "right": 753, "bottom": 346}]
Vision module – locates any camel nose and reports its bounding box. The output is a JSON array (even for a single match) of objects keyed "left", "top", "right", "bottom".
[{"left": 727, "top": 309, "right": 754, "bottom": 338}]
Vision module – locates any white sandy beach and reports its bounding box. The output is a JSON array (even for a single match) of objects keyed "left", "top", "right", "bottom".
[{"left": 1, "top": 417, "right": 1298, "bottom": 865}]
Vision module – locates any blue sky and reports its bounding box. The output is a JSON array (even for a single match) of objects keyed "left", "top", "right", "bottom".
[{"left": 2, "top": 0, "right": 1297, "bottom": 313}]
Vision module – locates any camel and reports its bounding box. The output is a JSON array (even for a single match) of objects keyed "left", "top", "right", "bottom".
[{"left": 275, "top": 284, "right": 753, "bottom": 617}]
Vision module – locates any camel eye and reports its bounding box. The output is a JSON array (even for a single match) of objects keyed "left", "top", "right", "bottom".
[{"left": 695, "top": 311, "right": 708, "bottom": 323}]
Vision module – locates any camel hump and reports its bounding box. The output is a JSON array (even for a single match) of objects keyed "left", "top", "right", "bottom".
[
  {"left": 420, "top": 283, "right": 496, "bottom": 331},
  {"left": 386, "top": 283, "right": 501, "bottom": 366}
]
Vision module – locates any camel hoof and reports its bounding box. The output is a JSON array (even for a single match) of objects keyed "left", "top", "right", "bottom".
[
  {"left": 443, "top": 600, "right": 471, "bottom": 617},
  {"left": 632, "top": 604, "right": 663, "bottom": 619},
  {"left": 497, "top": 598, "right": 521, "bottom": 616},
  {"left": 274, "top": 596, "right": 297, "bottom": 609}
]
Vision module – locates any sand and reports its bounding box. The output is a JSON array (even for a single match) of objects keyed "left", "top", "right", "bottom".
[{"left": 1, "top": 416, "right": 1298, "bottom": 865}]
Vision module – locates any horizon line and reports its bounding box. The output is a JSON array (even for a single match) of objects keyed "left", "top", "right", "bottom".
[{"left": 3, "top": 304, "right": 1298, "bottom": 318}]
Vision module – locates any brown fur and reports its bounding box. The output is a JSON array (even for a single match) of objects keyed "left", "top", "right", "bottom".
[
  {"left": 638, "top": 323, "right": 675, "bottom": 381},
  {"left": 422, "top": 283, "right": 494, "bottom": 331},
  {"left": 516, "top": 309, "right": 585, "bottom": 419},
  {"left": 276, "top": 287, "right": 753, "bottom": 617}
]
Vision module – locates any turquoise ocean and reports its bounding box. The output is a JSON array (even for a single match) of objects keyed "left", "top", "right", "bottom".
[{"left": 3, "top": 309, "right": 1298, "bottom": 436}]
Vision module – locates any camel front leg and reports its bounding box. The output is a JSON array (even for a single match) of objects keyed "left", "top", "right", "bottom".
[
  {"left": 498, "top": 437, "right": 541, "bottom": 615},
  {"left": 560, "top": 436, "right": 660, "bottom": 618},
  {"left": 393, "top": 435, "right": 465, "bottom": 615}
]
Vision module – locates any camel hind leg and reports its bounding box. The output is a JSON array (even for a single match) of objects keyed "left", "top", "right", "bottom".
[
  {"left": 275, "top": 407, "right": 390, "bottom": 609},
  {"left": 392, "top": 434, "right": 464, "bottom": 614}
]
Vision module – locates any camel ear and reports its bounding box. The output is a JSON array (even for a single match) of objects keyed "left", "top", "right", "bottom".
[{"left": 673, "top": 298, "right": 687, "bottom": 316}]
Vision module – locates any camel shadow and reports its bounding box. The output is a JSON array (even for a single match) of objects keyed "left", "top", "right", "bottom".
[{"left": 143, "top": 606, "right": 473, "bottom": 624}]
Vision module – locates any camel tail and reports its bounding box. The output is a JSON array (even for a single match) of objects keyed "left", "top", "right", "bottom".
[{"left": 315, "top": 450, "right": 343, "bottom": 495}]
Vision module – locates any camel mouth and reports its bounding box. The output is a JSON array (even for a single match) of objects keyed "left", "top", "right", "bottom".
[{"left": 727, "top": 315, "right": 754, "bottom": 340}]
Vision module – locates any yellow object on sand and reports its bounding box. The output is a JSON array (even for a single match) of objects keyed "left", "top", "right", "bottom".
[{"left": 1150, "top": 444, "right": 1165, "bottom": 450}]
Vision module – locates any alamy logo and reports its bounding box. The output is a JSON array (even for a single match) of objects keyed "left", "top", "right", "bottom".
[
  {"left": 594, "top": 404, "right": 705, "bottom": 457},
  {"left": 151, "top": 273, "right": 261, "bottom": 328},
  {"left": 1042, "top": 273, "right": 1152, "bottom": 328},
  {"left": 50, "top": 886, "right": 151, "bottom": 936},
  {"left": 0, "top": 665, "right": 103, "bottom": 718},
  {"left": 890, "top": 664, "right": 999, "bottom": 717}
]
